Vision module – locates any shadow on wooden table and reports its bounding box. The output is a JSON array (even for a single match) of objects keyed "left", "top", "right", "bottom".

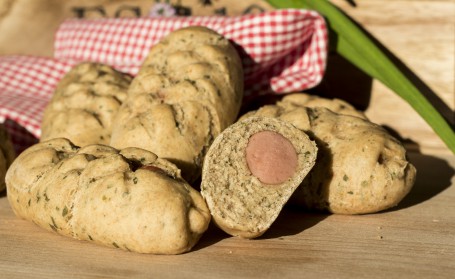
[
  {"left": 259, "top": 206, "right": 327, "bottom": 240},
  {"left": 390, "top": 152, "right": 454, "bottom": 211},
  {"left": 191, "top": 221, "right": 228, "bottom": 251},
  {"left": 193, "top": 206, "right": 327, "bottom": 250}
]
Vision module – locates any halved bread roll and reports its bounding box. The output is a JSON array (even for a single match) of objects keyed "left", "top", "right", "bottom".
[
  {"left": 201, "top": 116, "right": 317, "bottom": 238},
  {"left": 241, "top": 95, "right": 416, "bottom": 214}
]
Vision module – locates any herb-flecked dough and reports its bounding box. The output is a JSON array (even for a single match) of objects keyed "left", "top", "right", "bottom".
[
  {"left": 40, "top": 62, "right": 132, "bottom": 147},
  {"left": 5, "top": 138, "right": 211, "bottom": 254},
  {"left": 240, "top": 93, "right": 416, "bottom": 214},
  {"left": 110, "top": 26, "right": 244, "bottom": 183}
]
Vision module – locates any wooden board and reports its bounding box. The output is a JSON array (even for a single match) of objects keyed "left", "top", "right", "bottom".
[{"left": 0, "top": 152, "right": 454, "bottom": 278}]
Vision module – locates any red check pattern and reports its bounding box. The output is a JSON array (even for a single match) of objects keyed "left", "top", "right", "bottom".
[
  {"left": 0, "top": 56, "right": 75, "bottom": 152},
  {"left": 0, "top": 9, "right": 328, "bottom": 154}
]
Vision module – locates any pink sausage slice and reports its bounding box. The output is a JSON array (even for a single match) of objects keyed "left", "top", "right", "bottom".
[{"left": 245, "top": 131, "right": 298, "bottom": 185}]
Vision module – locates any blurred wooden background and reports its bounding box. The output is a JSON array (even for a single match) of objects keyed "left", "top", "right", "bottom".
[{"left": 327, "top": 0, "right": 454, "bottom": 155}]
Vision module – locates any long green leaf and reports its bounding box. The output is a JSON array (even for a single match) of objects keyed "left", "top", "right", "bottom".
[{"left": 266, "top": 0, "right": 455, "bottom": 153}]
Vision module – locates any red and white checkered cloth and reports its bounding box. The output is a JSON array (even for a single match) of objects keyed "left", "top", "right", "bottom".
[{"left": 0, "top": 9, "right": 328, "bottom": 154}]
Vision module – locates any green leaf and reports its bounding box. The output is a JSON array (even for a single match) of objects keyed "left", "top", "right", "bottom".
[{"left": 266, "top": 0, "right": 455, "bottom": 153}]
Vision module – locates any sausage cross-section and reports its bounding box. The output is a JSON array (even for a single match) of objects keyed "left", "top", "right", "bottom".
[{"left": 245, "top": 131, "right": 298, "bottom": 185}]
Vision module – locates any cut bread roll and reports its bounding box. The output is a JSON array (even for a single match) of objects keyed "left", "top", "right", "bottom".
[
  {"left": 240, "top": 94, "right": 416, "bottom": 214},
  {"left": 6, "top": 138, "right": 210, "bottom": 254},
  {"left": 201, "top": 116, "right": 317, "bottom": 238}
]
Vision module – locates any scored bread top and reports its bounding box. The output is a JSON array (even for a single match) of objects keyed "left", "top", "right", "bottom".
[
  {"left": 111, "top": 26, "right": 244, "bottom": 183},
  {"left": 6, "top": 138, "right": 211, "bottom": 254},
  {"left": 40, "top": 62, "right": 132, "bottom": 146}
]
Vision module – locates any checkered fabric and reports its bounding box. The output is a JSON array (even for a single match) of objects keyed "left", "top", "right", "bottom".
[{"left": 0, "top": 9, "right": 328, "bottom": 154}]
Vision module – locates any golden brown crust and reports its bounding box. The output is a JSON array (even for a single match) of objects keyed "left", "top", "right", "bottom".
[
  {"left": 279, "top": 93, "right": 367, "bottom": 119},
  {"left": 241, "top": 97, "right": 416, "bottom": 214},
  {"left": 110, "top": 26, "right": 244, "bottom": 183},
  {"left": 5, "top": 138, "right": 210, "bottom": 254},
  {"left": 40, "top": 62, "right": 131, "bottom": 146}
]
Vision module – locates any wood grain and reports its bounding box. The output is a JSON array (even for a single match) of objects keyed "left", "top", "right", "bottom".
[
  {"left": 0, "top": 152, "right": 454, "bottom": 278},
  {"left": 328, "top": 0, "right": 454, "bottom": 155}
]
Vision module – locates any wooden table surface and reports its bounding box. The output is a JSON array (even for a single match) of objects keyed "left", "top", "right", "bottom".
[
  {"left": 0, "top": 152, "right": 453, "bottom": 279},
  {"left": 1, "top": 0, "right": 454, "bottom": 278}
]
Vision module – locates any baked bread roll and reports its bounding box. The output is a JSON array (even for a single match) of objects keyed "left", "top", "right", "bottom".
[
  {"left": 241, "top": 95, "right": 416, "bottom": 214},
  {"left": 40, "top": 62, "right": 132, "bottom": 146},
  {"left": 279, "top": 93, "right": 367, "bottom": 119},
  {"left": 201, "top": 116, "right": 317, "bottom": 238},
  {"left": 5, "top": 138, "right": 210, "bottom": 254},
  {"left": 0, "top": 123, "right": 15, "bottom": 192},
  {"left": 110, "top": 26, "right": 244, "bottom": 183},
  {"left": 242, "top": 92, "right": 367, "bottom": 121}
]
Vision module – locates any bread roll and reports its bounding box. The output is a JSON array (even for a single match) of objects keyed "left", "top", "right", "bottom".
[
  {"left": 110, "top": 26, "right": 244, "bottom": 183},
  {"left": 241, "top": 95, "right": 416, "bottom": 214},
  {"left": 280, "top": 93, "right": 367, "bottom": 119},
  {"left": 6, "top": 138, "right": 210, "bottom": 254},
  {"left": 41, "top": 62, "right": 132, "bottom": 146},
  {"left": 201, "top": 116, "right": 317, "bottom": 238}
]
